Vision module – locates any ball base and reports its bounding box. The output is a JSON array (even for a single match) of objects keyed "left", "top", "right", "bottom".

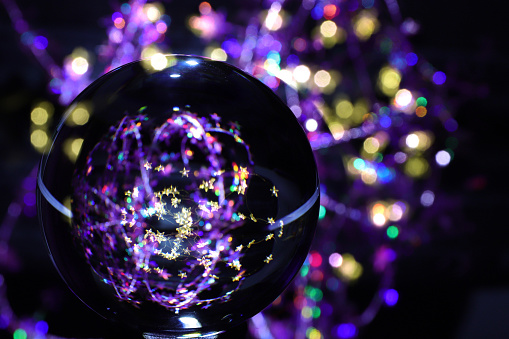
[
  {"left": 143, "top": 332, "right": 219, "bottom": 339},
  {"left": 142, "top": 321, "right": 249, "bottom": 339}
]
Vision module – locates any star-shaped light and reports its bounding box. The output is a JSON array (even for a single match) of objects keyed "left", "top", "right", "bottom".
[
  {"left": 271, "top": 186, "right": 278, "bottom": 197},
  {"left": 180, "top": 167, "right": 189, "bottom": 177}
]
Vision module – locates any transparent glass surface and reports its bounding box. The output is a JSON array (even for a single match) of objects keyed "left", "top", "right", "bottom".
[{"left": 38, "top": 55, "right": 319, "bottom": 337}]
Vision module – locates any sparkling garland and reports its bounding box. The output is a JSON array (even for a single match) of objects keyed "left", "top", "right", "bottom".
[{"left": 0, "top": 0, "right": 459, "bottom": 338}]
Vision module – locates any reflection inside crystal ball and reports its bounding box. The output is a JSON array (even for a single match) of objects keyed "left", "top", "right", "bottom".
[
  {"left": 73, "top": 109, "right": 277, "bottom": 310},
  {"left": 39, "top": 55, "right": 319, "bottom": 335}
]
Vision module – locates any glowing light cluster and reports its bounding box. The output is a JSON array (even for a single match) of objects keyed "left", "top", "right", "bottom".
[
  {"left": 334, "top": 254, "right": 363, "bottom": 282},
  {"left": 347, "top": 157, "right": 396, "bottom": 185},
  {"left": 369, "top": 201, "right": 407, "bottom": 227}
]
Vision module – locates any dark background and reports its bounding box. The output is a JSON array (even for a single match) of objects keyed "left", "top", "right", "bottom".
[{"left": 0, "top": 0, "right": 507, "bottom": 338}]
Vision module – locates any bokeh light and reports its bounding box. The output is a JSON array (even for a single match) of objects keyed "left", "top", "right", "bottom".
[
  {"left": 435, "top": 150, "right": 451, "bottom": 166},
  {"left": 384, "top": 289, "right": 399, "bottom": 306},
  {"left": 335, "top": 99, "right": 354, "bottom": 119},
  {"left": 293, "top": 65, "right": 311, "bottom": 83},
  {"left": 394, "top": 89, "right": 413, "bottom": 109},
  {"left": 71, "top": 56, "right": 88, "bottom": 75},
  {"left": 329, "top": 253, "right": 343, "bottom": 268},
  {"left": 420, "top": 190, "right": 435, "bottom": 207},
  {"left": 353, "top": 11, "right": 378, "bottom": 41},
  {"left": 314, "top": 70, "right": 331, "bottom": 87},
  {"left": 320, "top": 20, "right": 337, "bottom": 38},
  {"left": 432, "top": 71, "right": 446, "bottom": 85},
  {"left": 31, "top": 106, "right": 49, "bottom": 125},
  {"left": 379, "top": 66, "right": 401, "bottom": 96},
  {"left": 210, "top": 48, "right": 227, "bottom": 61},
  {"left": 30, "top": 129, "right": 48, "bottom": 149}
]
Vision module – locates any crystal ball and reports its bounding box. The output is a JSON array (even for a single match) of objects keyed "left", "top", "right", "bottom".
[{"left": 38, "top": 55, "right": 319, "bottom": 337}]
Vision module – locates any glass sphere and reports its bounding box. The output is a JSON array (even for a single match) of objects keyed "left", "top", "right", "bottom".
[{"left": 38, "top": 55, "right": 319, "bottom": 337}]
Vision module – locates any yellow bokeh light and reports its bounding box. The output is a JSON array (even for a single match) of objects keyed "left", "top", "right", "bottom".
[
  {"left": 72, "top": 138, "right": 84, "bottom": 155},
  {"left": 71, "top": 106, "right": 90, "bottom": 125},
  {"left": 31, "top": 107, "right": 49, "bottom": 125},
  {"left": 335, "top": 100, "right": 353, "bottom": 119},
  {"left": 309, "top": 328, "right": 322, "bottom": 339},
  {"left": 379, "top": 66, "right": 401, "bottom": 96},
  {"left": 336, "top": 254, "right": 363, "bottom": 282},
  {"left": 404, "top": 157, "right": 429, "bottom": 178},
  {"left": 210, "top": 48, "right": 227, "bottom": 61},
  {"left": 353, "top": 11, "right": 378, "bottom": 41},
  {"left": 144, "top": 3, "right": 163, "bottom": 22},
  {"left": 65, "top": 103, "right": 92, "bottom": 126},
  {"left": 328, "top": 122, "right": 345, "bottom": 140},
  {"left": 314, "top": 70, "right": 331, "bottom": 87},
  {"left": 363, "top": 137, "right": 380, "bottom": 153},
  {"left": 361, "top": 168, "right": 377, "bottom": 184},
  {"left": 320, "top": 20, "right": 337, "bottom": 38},
  {"left": 353, "top": 99, "right": 369, "bottom": 124},
  {"left": 30, "top": 129, "right": 48, "bottom": 149},
  {"left": 63, "top": 138, "right": 84, "bottom": 162}
]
